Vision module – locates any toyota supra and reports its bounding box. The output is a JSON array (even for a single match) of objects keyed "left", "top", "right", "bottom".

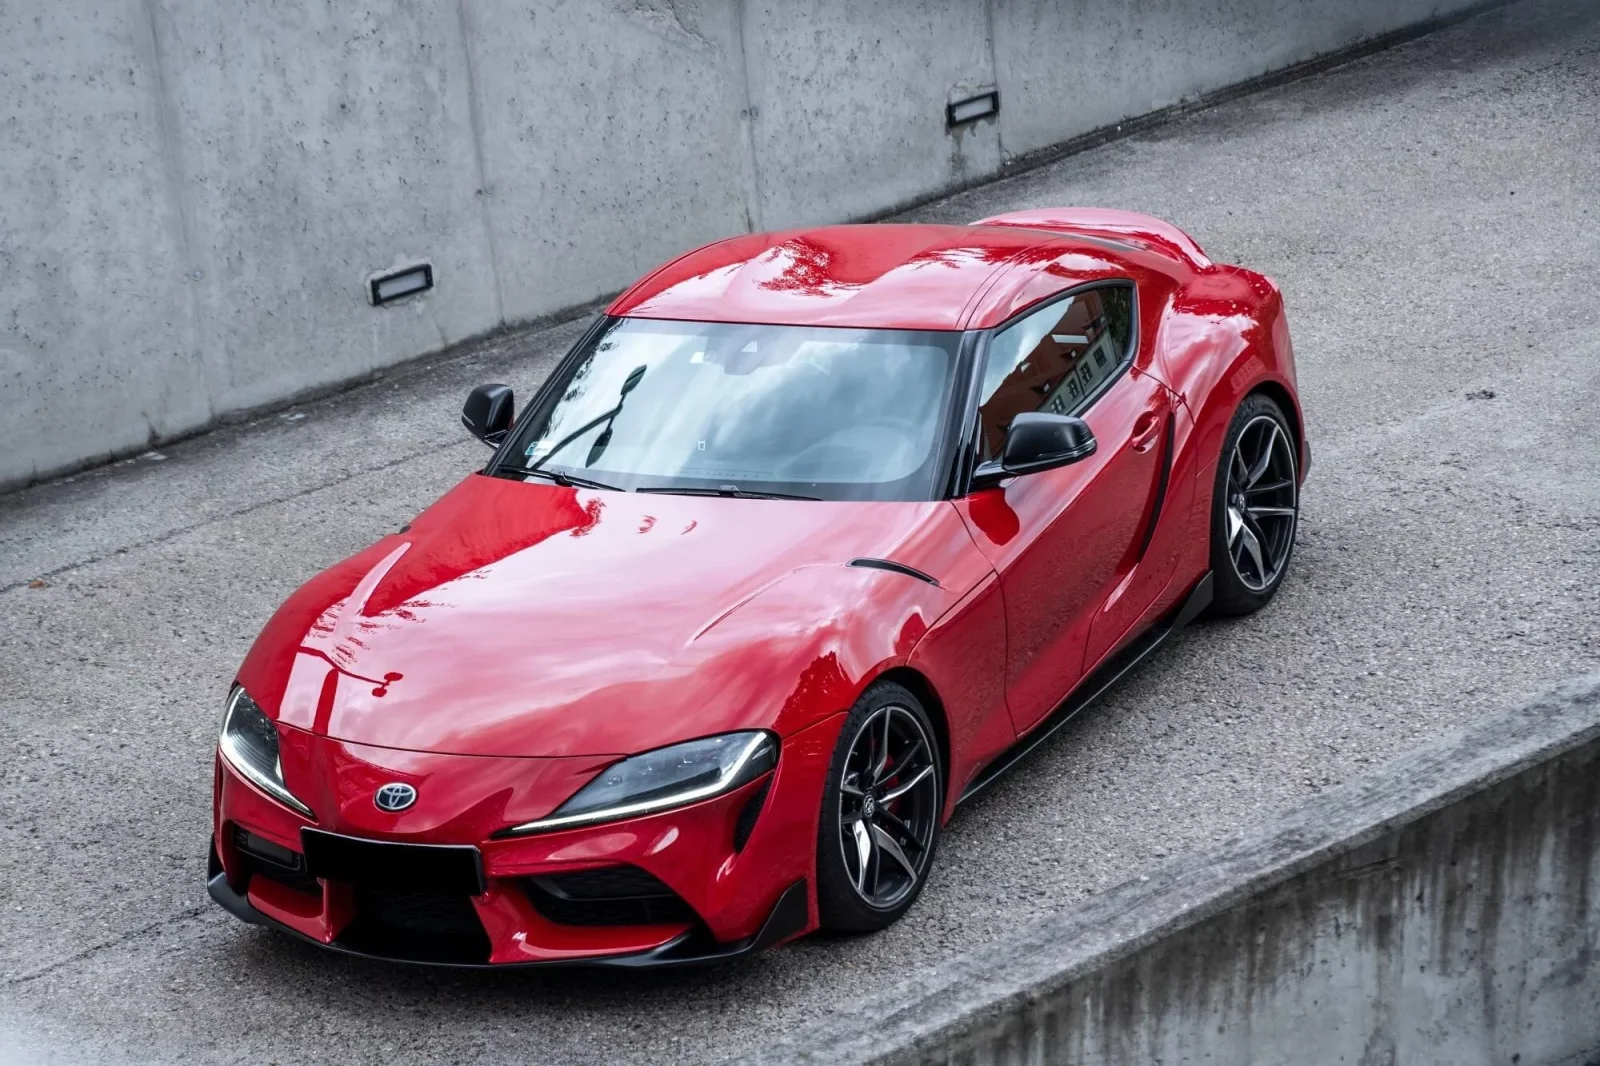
[{"left": 208, "top": 208, "right": 1307, "bottom": 966}]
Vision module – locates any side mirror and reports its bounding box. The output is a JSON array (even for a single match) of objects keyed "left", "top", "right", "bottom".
[
  {"left": 461, "top": 383, "right": 514, "bottom": 446},
  {"left": 971, "top": 412, "right": 1096, "bottom": 489}
]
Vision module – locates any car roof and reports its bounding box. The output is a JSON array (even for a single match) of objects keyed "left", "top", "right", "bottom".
[{"left": 607, "top": 222, "right": 1155, "bottom": 332}]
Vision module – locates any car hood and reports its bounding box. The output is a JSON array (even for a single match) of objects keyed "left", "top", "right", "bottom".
[{"left": 239, "top": 474, "right": 990, "bottom": 757}]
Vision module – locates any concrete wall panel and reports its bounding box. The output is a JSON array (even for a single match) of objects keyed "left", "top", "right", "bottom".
[
  {"left": 992, "top": 0, "right": 1470, "bottom": 158},
  {"left": 0, "top": 1, "right": 205, "bottom": 483},
  {"left": 742, "top": 0, "right": 1002, "bottom": 231},
  {"left": 463, "top": 0, "right": 753, "bottom": 321},
  {"left": 148, "top": 0, "right": 499, "bottom": 413}
]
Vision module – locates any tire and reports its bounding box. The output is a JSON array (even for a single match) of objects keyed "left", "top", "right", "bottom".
[
  {"left": 1208, "top": 392, "right": 1300, "bottom": 616},
  {"left": 815, "top": 682, "right": 943, "bottom": 933}
]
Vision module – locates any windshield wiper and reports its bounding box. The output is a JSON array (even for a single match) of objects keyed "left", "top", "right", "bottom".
[
  {"left": 525, "top": 363, "right": 648, "bottom": 477},
  {"left": 636, "top": 485, "right": 821, "bottom": 501},
  {"left": 497, "top": 467, "right": 626, "bottom": 492}
]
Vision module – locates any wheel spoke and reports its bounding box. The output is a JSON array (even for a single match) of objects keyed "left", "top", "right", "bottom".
[
  {"left": 1244, "top": 424, "right": 1278, "bottom": 487},
  {"left": 1227, "top": 505, "right": 1246, "bottom": 546},
  {"left": 1244, "top": 513, "right": 1275, "bottom": 572},
  {"left": 1246, "top": 478, "right": 1293, "bottom": 496},
  {"left": 878, "top": 806, "right": 918, "bottom": 844},
  {"left": 1247, "top": 505, "right": 1296, "bottom": 519},
  {"left": 840, "top": 777, "right": 864, "bottom": 798},
  {"left": 870, "top": 710, "right": 892, "bottom": 784},
  {"left": 1237, "top": 521, "right": 1267, "bottom": 580},
  {"left": 880, "top": 764, "right": 933, "bottom": 803},
  {"left": 884, "top": 736, "right": 924, "bottom": 781},
  {"left": 851, "top": 818, "right": 872, "bottom": 893},
  {"left": 870, "top": 824, "right": 919, "bottom": 880}
]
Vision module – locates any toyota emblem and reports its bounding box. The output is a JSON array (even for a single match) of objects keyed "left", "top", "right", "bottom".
[{"left": 374, "top": 782, "right": 417, "bottom": 812}]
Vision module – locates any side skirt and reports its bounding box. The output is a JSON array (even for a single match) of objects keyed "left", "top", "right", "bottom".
[{"left": 957, "top": 570, "right": 1213, "bottom": 806}]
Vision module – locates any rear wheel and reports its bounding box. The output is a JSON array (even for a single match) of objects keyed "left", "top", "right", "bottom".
[
  {"left": 815, "top": 682, "right": 942, "bottom": 933},
  {"left": 1209, "top": 393, "right": 1299, "bottom": 616}
]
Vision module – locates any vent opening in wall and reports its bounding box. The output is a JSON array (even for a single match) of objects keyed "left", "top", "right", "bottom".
[
  {"left": 947, "top": 90, "right": 1000, "bottom": 129},
  {"left": 369, "top": 263, "right": 434, "bottom": 306}
]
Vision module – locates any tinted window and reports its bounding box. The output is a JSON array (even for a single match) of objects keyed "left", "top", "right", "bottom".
[
  {"left": 500, "top": 318, "right": 961, "bottom": 501},
  {"left": 976, "top": 286, "right": 1134, "bottom": 460}
]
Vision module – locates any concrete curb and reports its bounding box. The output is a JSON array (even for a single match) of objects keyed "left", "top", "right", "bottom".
[{"left": 730, "top": 672, "right": 1600, "bottom": 1064}]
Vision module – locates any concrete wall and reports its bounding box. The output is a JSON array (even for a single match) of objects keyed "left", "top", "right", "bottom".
[
  {"left": 0, "top": 0, "right": 1486, "bottom": 490},
  {"left": 734, "top": 674, "right": 1600, "bottom": 1066}
]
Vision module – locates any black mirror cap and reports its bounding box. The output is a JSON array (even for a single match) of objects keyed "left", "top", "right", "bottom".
[
  {"left": 462, "top": 383, "right": 514, "bottom": 446},
  {"left": 1003, "top": 412, "right": 1096, "bottom": 472},
  {"left": 972, "top": 412, "right": 1097, "bottom": 489}
]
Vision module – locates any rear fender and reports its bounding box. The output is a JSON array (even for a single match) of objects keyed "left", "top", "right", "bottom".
[{"left": 1160, "top": 267, "right": 1305, "bottom": 577}]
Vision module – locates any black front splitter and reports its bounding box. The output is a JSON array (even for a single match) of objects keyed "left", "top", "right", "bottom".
[{"left": 206, "top": 858, "right": 809, "bottom": 971}]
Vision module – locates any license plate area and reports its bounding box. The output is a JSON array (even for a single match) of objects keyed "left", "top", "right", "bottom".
[{"left": 300, "top": 830, "right": 485, "bottom": 896}]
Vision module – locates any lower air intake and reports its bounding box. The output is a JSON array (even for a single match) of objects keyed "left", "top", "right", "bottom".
[
  {"left": 337, "top": 888, "right": 492, "bottom": 964},
  {"left": 525, "top": 865, "right": 698, "bottom": 927},
  {"left": 232, "top": 826, "right": 319, "bottom": 896}
]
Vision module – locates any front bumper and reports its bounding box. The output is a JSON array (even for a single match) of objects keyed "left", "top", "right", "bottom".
[
  {"left": 206, "top": 849, "right": 808, "bottom": 969},
  {"left": 208, "top": 714, "right": 843, "bottom": 967}
]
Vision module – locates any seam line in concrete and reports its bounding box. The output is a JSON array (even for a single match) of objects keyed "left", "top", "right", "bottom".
[
  {"left": 0, "top": 440, "right": 476, "bottom": 596},
  {"left": 138, "top": 0, "right": 213, "bottom": 426},
  {"left": 456, "top": 0, "right": 507, "bottom": 327},
  {"left": 731, "top": 0, "right": 766, "bottom": 233},
  {"left": 4, "top": 906, "right": 206, "bottom": 988},
  {"left": 982, "top": 0, "right": 1004, "bottom": 161}
]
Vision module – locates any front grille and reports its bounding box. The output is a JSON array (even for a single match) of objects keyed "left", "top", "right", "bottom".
[
  {"left": 232, "top": 826, "right": 319, "bottom": 896},
  {"left": 525, "top": 865, "right": 698, "bottom": 927},
  {"left": 338, "top": 887, "right": 492, "bottom": 964}
]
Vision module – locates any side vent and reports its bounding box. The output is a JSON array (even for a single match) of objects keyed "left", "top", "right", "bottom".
[
  {"left": 847, "top": 558, "right": 940, "bottom": 587},
  {"left": 733, "top": 777, "right": 773, "bottom": 852}
]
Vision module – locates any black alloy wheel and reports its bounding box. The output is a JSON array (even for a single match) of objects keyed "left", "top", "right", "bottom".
[
  {"left": 1209, "top": 392, "right": 1300, "bottom": 615},
  {"left": 816, "top": 683, "right": 942, "bottom": 932}
]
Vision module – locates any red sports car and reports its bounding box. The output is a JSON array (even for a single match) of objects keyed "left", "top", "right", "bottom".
[{"left": 209, "top": 208, "right": 1306, "bottom": 966}]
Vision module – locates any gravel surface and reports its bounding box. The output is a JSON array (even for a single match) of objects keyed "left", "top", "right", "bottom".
[{"left": 2, "top": 1, "right": 1597, "bottom": 1062}]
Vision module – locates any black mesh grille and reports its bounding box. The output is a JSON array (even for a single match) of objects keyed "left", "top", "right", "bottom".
[
  {"left": 338, "top": 888, "right": 492, "bottom": 964},
  {"left": 541, "top": 865, "right": 674, "bottom": 899},
  {"left": 356, "top": 888, "right": 485, "bottom": 937},
  {"left": 526, "top": 866, "right": 698, "bottom": 927}
]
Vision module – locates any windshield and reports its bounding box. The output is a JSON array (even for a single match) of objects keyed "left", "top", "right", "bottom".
[{"left": 498, "top": 318, "right": 961, "bottom": 501}]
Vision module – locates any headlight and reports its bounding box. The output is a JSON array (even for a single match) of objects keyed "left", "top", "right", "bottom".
[
  {"left": 218, "top": 687, "right": 315, "bottom": 819},
  {"left": 502, "top": 731, "right": 777, "bottom": 836}
]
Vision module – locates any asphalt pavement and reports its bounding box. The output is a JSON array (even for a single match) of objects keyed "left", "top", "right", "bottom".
[{"left": 2, "top": 1, "right": 1597, "bottom": 1062}]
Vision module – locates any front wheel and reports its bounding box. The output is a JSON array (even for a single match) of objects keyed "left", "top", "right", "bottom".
[
  {"left": 1208, "top": 393, "right": 1300, "bottom": 616},
  {"left": 815, "top": 682, "right": 943, "bottom": 933}
]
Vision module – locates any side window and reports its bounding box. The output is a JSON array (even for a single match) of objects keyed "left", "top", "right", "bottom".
[{"left": 975, "top": 285, "right": 1134, "bottom": 461}]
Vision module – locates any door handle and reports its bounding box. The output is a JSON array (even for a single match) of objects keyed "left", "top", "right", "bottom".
[{"left": 1131, "top": 410, "right": 1164, "bottom": 452}]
